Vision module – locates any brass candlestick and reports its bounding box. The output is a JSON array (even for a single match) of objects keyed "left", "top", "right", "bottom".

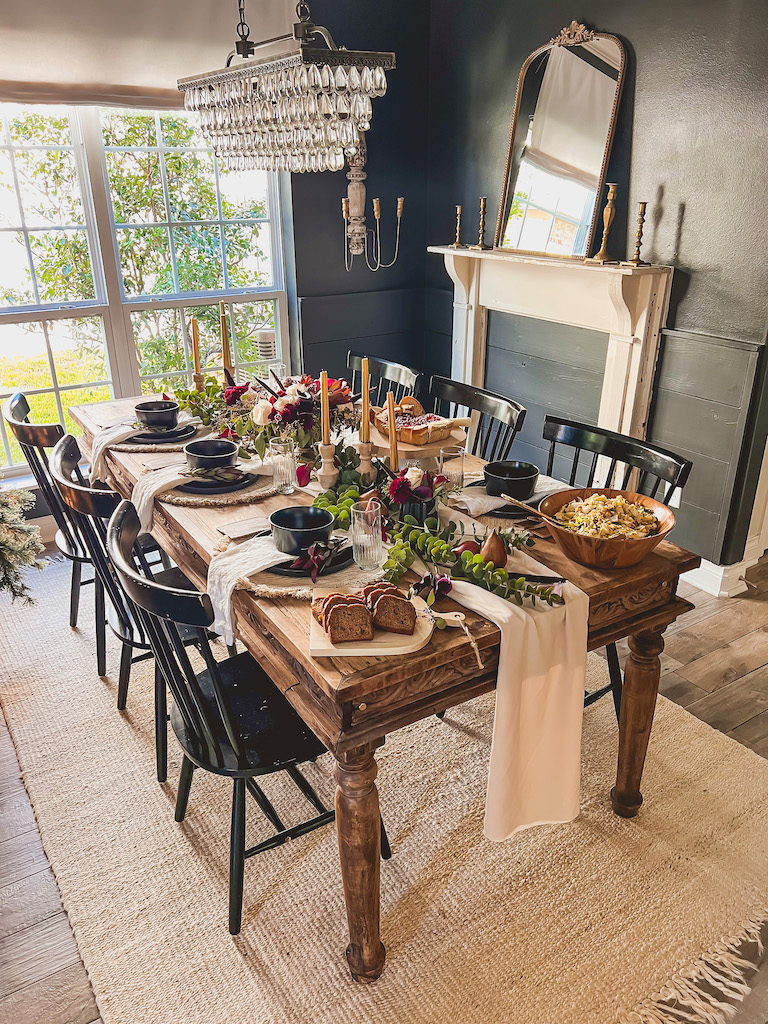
[
  {"left": 586, "top": 183, "right": 618, "bottom": 264},
  {"left": 621, "top": 202, "right": 649, "bottom": 267},
  {"left": 469, "top": 197, "right": 491, "bottom": 251},
  {"left": 449, "top": 204, "right": 465, "bottom": 249}
]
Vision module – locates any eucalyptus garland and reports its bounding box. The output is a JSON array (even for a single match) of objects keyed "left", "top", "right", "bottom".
[{"left": 384, "top": 516, "right": 563, "bottom": 607}]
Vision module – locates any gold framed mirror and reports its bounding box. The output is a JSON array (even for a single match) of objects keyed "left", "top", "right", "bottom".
[{"left": 493, "top": 22, "right": 626, "bottom": 259}]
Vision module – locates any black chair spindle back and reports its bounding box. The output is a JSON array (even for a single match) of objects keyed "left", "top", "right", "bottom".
[
  {"left": 425, "top": 375, "right": 526, "bottom": 463},
  {"left": 347, "top": 352, "right": 420, "bottom": 406},
  {"left": 542, "top": 417, "right": 692, "bottom": 501}
]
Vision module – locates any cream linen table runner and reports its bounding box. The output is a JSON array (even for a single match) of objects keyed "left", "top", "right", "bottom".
[{"left": 434, "top": 505, "right": 589, "bottom": 841}]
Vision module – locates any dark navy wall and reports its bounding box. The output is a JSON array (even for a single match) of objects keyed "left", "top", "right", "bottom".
[
  {"left": 289, "top": 0, "right": 430, "bottom": 378},
  {"left": 422, "top": 0, "right": 768, "bottom": 563}
]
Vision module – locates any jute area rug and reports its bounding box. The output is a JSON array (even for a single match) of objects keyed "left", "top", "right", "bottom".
[{"left": 2, "top": 560, "right": 768, "bottom": 1024}]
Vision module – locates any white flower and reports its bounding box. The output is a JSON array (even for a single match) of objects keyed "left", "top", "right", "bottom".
[
  {"left": 250, "top": 399, "right": 273, "bottom": 426},
  {"left": 273, "top": 395, "right": 293, "bottom": 414},
  {"left": 240, "top": 387, "right": 259, "bottom": 408},
  {"left": 404, "top": 466, "right": 424, "bottom": 490},
  {"left": 284, "top": 383, "right": 302, "bottom": 400}
]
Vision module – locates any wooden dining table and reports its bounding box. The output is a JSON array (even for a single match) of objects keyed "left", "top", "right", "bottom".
[{"left": 71, "top": 397, "right": 700, "bottom": 983}]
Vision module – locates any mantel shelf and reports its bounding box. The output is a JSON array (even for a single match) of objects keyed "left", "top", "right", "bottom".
[{"left": 427, "top": 244, "right": 669, "bottom": 276}]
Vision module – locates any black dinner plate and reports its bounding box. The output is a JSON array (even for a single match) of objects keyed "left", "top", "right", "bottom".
[
  {"left": 270, "top": 542, "right": 354, "bottom": 578},
  {"left": 128, "top": 422, "right": 197, "bottom": 444},
  {"left": 176, "top": 474, "right": 256, "bottom": 495}
]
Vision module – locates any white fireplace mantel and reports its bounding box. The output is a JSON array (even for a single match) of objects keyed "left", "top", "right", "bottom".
[{"left": 427, "top": 245, "right": 673, "bottom": 443}]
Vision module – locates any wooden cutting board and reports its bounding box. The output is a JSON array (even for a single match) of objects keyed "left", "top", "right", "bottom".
[{"left": 309, "top": 590, "right": 434, "bottom": 658}]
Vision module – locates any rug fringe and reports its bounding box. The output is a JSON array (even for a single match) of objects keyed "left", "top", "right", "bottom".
[{"left": 620, "top": 914, "right": 767, "bottom": 1024}]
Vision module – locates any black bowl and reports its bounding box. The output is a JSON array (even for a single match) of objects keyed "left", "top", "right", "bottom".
[
  {"left": 269, "top": 506, "right": 335, "bottom": 555},
  {"left": 484, "top": 460, "right": 539, "bottom": 499},
  {"left": 135, "top": 399, "right": 179, "bottom": 430},
  {"left": 184, "top": 438, "right": 238, "bottom": 471}
]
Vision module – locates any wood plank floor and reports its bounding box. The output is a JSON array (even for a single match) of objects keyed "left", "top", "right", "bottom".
[{"left": 3, "top": 564, "right": 768, "bottom": 1023}]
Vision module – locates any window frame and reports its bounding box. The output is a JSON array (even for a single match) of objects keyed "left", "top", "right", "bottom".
[{"left": 0, "top": 104, "right": 290, "bottom": 478}]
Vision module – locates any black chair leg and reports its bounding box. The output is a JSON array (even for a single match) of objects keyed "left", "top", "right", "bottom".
[
  {"left": 435, "top": 710, "right": 446, "bottom": 720},
  {"left": 606, "top": 642, "right": 623, "bottom": 723},
  {"left": 69, "top": 559, "right": 82, "bottom": 628},
  {"left": 227, "top": 643, "right": 237, "bottom": 658},
  {"left": 116, "top": 642, "right": 131, "bottom": 711},
  {"left": 229, "top": 777, "right": 246, "bottom": 935},
  {"left": 175, "top": 755, "right": 195, "bottom": 822},
  {"left": 154, "top": 664, "right": 167, "bottom": 784},
  {"left": 94, "top": 577, "right": 106, "bottom": 677},
  {"left": 380, "top": 815, "right": 392, "bottom": 860}
]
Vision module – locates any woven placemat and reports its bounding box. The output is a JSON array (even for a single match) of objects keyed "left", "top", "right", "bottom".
[
  {"left": 159, "top": 478, "right": 280, "bottom": 509},
  {"left": 111, "top": 428, "right": 213, "bottom": 453}
]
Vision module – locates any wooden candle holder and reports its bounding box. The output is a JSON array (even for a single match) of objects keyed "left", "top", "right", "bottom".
[
  {"left": 355, "top": 440, "right": 376, "bottom": 485},
  {"left": 317, "top": 443, "right": 339, "bottom": 490},
  {"left": 193, "top": 372, "right": 205, "bottom": 393}
]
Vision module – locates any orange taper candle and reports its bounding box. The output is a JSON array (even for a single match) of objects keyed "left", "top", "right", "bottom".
[
  {"left": 360, "top": 357, "right": 370, "bottom": 443},
  {"left": 386, "top": 390, "right": 398, "bottom": 471},
  {"left": 191, "top": 318, "right": 201, "bottom": 375},
  {"left": 320, "top": 370, "right": 331, "bottom": 445}
]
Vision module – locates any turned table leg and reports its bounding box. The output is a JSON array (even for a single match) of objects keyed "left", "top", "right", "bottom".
[
  {"left": 611, "top": 626, "right": 665, "bottom": 818},
  {"left": 335, "top": 745, "right": 386, "bottom": 982}
]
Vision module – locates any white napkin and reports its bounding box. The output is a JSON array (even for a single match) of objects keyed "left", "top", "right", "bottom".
[
  {"left": 433, "top": 504, "right": 589, "bottom": 840},
  {"left": 90, "top": 410, "right": 202, "bottom": 484},
  {"left": 207, "top": 534, "right": 288, "bottom": 645},
  {"left": 132, "top": 458, "right": 272, "bottom": 533},
  {"left": 451, "top": 472, "right": 565, "bottom": 518}
]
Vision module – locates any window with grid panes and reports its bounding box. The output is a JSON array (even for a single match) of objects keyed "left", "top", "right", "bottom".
[{"left": 0, "top": 104, "right": 288, "bottom": 475}]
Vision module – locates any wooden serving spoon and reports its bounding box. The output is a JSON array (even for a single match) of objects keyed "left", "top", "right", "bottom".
[{"left": 500, "top": 493, "right": 561, "bottom": 528}]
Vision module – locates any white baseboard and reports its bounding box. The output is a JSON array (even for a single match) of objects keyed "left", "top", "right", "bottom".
[
  {"left": 682, "top": 537, "right": 765, "bottom": 598},
  {"left": 34, "top": 514, "right": 58, "bottom": 547}
]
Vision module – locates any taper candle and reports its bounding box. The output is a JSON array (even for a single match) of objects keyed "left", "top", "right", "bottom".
[
  {"left": 386, "top": 390, "right": 399, "bottom": 472},
  {"left": 219, "top": 301, "right": 233, "bottom": 376},
  {"left": 191, "top": 318, "right": 201, "bottom": 376},
  {"left": 360, "top": 357, "right": 370, "bottom": 443},
  {"left": 320, "top": 370, "right": 331, "bottom": 446}
]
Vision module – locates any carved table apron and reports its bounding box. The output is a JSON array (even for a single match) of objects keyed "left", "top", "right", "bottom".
[{"left": 70, "top": 398, "right": 700, "bottom": 983}]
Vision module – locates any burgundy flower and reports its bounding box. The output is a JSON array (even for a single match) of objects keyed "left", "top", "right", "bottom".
[
  {"left": 296, "top": 462, "right": 312, "bottom": 487},
  {"left": 412, "top": 484, "right": 433, "bottom": 500},
  {"left": 388, "top": 473, "right": 412, "bottom": 504},
  {"left": 277, "top": 401, "right": 298, "bottom": 424},
  {"left": 224, "top": 383, "right": 250, "bottom": 406},
  {"left": 432, "top": 473, "right": 449, "bottom": 487}
]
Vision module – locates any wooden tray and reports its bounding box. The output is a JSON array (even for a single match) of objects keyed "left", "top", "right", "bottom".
[
  {"left": 368, "top": 421, "right": 467, "bottom": 460},
  {"left": 309, "top": 590, "right": 434, "bottom": 657}
]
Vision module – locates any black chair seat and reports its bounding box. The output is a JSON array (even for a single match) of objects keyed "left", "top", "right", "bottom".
[
  {"left": 171, "top": 651, "right": 327, "bottom": 778},
  {"left": 54, "top": 527, "right": 90, "bottom": 564}
]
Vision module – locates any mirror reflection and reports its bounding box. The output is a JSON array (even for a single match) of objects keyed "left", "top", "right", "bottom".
[{"left": 497, "top": 33, "right": 624, "bottom": 258}]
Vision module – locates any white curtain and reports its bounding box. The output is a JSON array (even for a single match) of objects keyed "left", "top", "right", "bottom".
[
  {"left": 0, "top": 0, "right": 291, "bottom": 108},
  {"left": 526, "top": 45, "right": 617, "bottom": 190}
]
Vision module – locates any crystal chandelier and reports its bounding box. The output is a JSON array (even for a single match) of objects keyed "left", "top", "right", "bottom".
[{"left": 178, "top": 2, "right": 402, "bottom": 269}]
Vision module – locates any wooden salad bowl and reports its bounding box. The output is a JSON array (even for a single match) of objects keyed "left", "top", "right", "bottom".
[{"left": 537, "top": 488, "right": 676, "bottom": 570}]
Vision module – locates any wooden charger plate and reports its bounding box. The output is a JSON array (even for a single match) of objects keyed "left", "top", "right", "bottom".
[{"left": 309, "top": 588, "right": 434, "bottom": 658}]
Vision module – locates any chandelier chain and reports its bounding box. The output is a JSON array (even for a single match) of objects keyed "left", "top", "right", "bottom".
[{"left": 236, "top": 0, "right": 250, "bottom": 42}]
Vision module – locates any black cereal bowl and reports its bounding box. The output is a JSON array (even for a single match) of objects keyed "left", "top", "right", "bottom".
[
  {"left": 134, "top": 399, "right": 179, "bottom": 430},
  {"left": 184, "top": 438, "right": 239, "bottom": 471},
  {"left": 484, "top": 460, "right": 540, "bottom": 499},
  {"left": 269, "top": 506, "right": 335, "bottom": 555}
]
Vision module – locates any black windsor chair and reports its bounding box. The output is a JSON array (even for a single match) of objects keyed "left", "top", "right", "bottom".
[
  {"left": 542, "top": 416, "right": 693, "bottom": 718},
  {"left": 49, "top": 433, "right": 203, "bottom": 782},
  {"left": 347, "top": 351, "right": 421, "bottom": 405},
  {"left": 107, "top": 499, "right": 392, "bottom": 935},
  {"left": 424, "top": 375, "right": 527, "bottom": 463},
  {"left": 3, "top": 393, "right": 93, "bottom": 628}
]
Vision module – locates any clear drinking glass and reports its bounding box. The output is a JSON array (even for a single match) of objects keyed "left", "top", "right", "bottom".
[
  {"left": 351, "top": 499, "right": 383, "bottom": 571},
  {"left": 269, "top": 438, "right": 297, "bottom": 494},
  {"left": 439, "top": 446, "right": 465, "bottom": 495}
]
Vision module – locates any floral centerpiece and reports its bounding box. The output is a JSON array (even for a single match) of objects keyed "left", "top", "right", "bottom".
[{"left": 174, "top": 374, "right": 358, "bottom": 462}]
